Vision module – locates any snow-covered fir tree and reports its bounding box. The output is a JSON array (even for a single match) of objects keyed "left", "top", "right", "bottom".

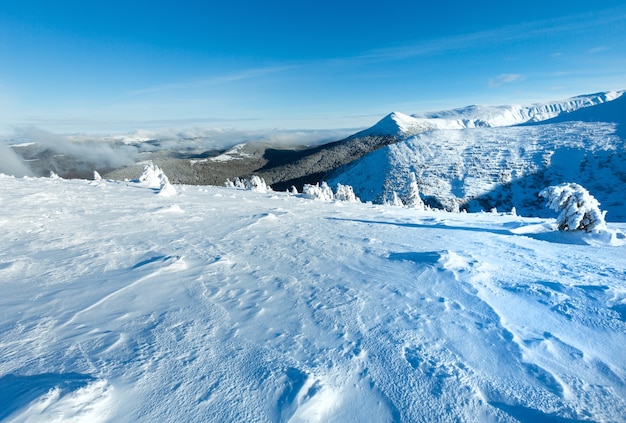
[
  {"left": 303, "top": 182, "right": 334, "bottom": 201},
  {"left": 384, "top": 191, "right": 403, "bottom": 207},
  {"left": 246, "top": 175, "right": 270, "bottom": 193},
  {"left": 334, "top": 183, "right": 360, "bottom": 202},
  {"left": 404, "top": 172, "right": 425, "bottom": 210},
  {"left": 539, "top": 183, "right": 607, "bottom": 232}
]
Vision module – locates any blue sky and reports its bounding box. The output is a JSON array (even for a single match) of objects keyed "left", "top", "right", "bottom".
[{"left": 1, "top": 1, "right": 625, "bottom": 134}]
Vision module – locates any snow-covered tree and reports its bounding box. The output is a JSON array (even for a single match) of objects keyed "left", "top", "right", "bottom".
[
  {"left": 334, "top": 183, "right": 360, "bottom": 202},
  {"left": 303, "top": 182, "right": 334, "bottom": 201},
  {"left": 404, "top": 173, "right": 425, "bottom": 210},
  {"left": 539, "top": 183, "right": 607, "bottom": 232},
  {"left": 138, "top": 162, "right": 168, "bottom": 189},
  {"left": 320, "top": 181, "right": 334, "bottom": 200},
  {"left": 158, "top": 177, "right": 177, "bottom": 196},
  {"left": 245, "top": 175, "right": 270, "bottom": 193},
  {"left": 233, "top": 177, "right": 246, "bottom": 189},
  {"left": 226, "top": 176, "right": 272, "bottom": 192},
  {"left": 384, "top": 191, "right": 403, "bottom": 207},
  {"left": 138, "top": 162, "right": 176, "bottom": 196}
]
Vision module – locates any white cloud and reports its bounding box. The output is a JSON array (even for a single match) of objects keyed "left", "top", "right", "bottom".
[
  {"left": 13, "top": 126, "right": 139, "bottom": 169},
  {"left": 488, "top": 74, "right": 524, "bottom": 88},
  {"left": 6, "top": 125, "right": 356, "bottom": 176},
  {"left": 588, "top": 46, "right": 610, "bottom": 54},
  {"left": 0, "top": 143, "right": 33, "bottom": 177},
  {"left": 354, "top": 8, "right": 626, "bottom": 63},
  {"left": 128, "top": 65, "right": 295, "bottom": 96}
]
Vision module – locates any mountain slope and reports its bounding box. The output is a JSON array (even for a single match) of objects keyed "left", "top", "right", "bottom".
[
  {"left": 1, "top": 175, "right": 625, "bottom": 421},
  {"left": 328, "top": 92, "right": 626, "bottom": 220},
  {"left": 411, "top": 90, "right": 625, "bottom": 129}
]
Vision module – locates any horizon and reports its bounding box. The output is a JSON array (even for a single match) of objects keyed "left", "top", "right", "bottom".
[{"left": 1, "top": 1, "right": 626, "bottom": 135}]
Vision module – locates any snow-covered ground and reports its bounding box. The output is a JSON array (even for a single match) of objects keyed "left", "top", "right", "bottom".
[{"left": 1, "top": 174, "right": 625, "bottom": 422}]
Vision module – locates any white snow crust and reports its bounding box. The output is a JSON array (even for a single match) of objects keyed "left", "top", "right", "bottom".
[{"left": 1, "top": 175, "right": 625, "bottom": 422}]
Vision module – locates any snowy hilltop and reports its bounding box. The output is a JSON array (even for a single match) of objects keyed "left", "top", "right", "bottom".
[
  {"left": 329, "top": 91, "right": 626, "bottom": 220},
  {"left": 361, "top": 91, "right": 625, "bottom": 135},
  {"left": 0, "top": 174, "right": 625, "bottom": 422}
]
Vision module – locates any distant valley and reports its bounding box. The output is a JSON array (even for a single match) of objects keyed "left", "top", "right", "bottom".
[{"left": 10, "top": 90, "right": 626, "bottom": 219}]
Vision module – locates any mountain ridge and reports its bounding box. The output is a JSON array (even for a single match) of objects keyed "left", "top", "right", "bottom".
[
  {"left": 363, "top": 90, "right": 626, "bottom": 136},
  {"left": 8, "top": 90, "right": 626, "bottom": 219},
  {"left": 328, "top": 91, "right": 626, "bottom": 219}
]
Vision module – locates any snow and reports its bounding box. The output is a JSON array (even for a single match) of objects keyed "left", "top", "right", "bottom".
[
  {"left": 208, "top": 142, "right": 252, "bottom": 162},
  {"left": 1, "top": 174, "right": 625, "bottom": 422},
  {"left": 330, "top": 120, "right": 626, "bottom": 219},
  {"left": 366, "top": 91, "right": 626, "bottom": 136},
  {"left": 329, "top": 90, "right": 626, "bottom": 221}
]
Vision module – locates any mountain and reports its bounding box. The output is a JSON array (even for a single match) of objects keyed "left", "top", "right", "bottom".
[
  {"left": 412, "top": 90, "right": 625, "bottom": 129},
  {"left": 328, "top": 91, "right": 626, "bottom": 220},
  {"left": 144, "top": 91, "right": 626, "bottom": 191},
  {"left": 7, "top": 91, "right": 626, "bottom": 219},
  {"left": 1, "top": 174, "right": 625, "bottom": 421}
]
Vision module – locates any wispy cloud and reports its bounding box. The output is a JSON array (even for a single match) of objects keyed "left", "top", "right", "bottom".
[
  {"left": 488, "top": 74, "right": 524, "bottom": 88},
  {"left": 345, "top": 8, "right": 626, "bottom": 64},
  {"left": 588, "top": 46, "right": 610, "bottom": 54},
  {"left": 0, "top": 143, "right": 33, "bottom": 177},
  {"left": 128, "top": 65, "right": 296, "bottom": 96}
]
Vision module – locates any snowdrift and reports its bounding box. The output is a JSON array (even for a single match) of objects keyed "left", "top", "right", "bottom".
[{"left": 1, "top": 175, "right": 625, "bottom": 422}]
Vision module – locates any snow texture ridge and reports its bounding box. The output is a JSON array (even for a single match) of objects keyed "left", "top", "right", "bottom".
[{"left": 1, "top": 175, "right": 625, "bottom": 422}]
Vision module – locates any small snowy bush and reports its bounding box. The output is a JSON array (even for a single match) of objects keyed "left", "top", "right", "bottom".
[
  {"left": 226, "top": 176, "right": 270, "bottom": 192},
  {"left": 392, "top": 192, "right": 403, "bottom": 207},
  {"left": 139, "top": 162, "right": 168, "bottom": 188},
  {"left": 539, "top": 183, "right": 607, "bottom": 232},
  {"left": 139, "top": 162, "right": 176, "bottom": 196},
  {"left": 233, "top": 177, "right": 247, "bottom": 189},
  {"left": 245, "top": 175, "right": 270, "bottom": 193},
  {"left": 384, "top": 191, "right": 403, "bottom": 207},
  {"left": 334, "top": 183, "right": 360, "bottom": 202},
  {"left": 303, "top": 182, "right": 334, "bottom": 201}
]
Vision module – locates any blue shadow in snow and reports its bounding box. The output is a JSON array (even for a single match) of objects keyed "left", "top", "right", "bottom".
[
  {"left": 326, "top": 217, "right": 513, "bottom": 236},
  {"left": 489, "top": 401, "right": 591, "bottom": 423},
  {"left": 388, "top": 251, "right": 443, "bottom": 265},
  {"left": 0, "top": 373, "right": 95, "bottom": 420},
  {"left": 327, "top": 217, "right": 602, "bottom": 246}
]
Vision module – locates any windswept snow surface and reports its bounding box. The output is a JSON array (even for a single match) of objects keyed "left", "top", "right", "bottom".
[{"left": 1, "top": 175, "right": 626, "bottom": 422}]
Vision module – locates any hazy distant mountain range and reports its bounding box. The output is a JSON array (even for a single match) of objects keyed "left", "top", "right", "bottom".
[{"left": 11, "top": 90, "right": 626, "bottom": 219}]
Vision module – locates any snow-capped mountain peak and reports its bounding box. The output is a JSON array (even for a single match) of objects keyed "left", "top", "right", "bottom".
[
  {"left": 360, "top": 111, "right": 436, "bottom": 137},
  {"left": 363, "top": 90, "right": 626, "bottom": 137},
  {"left": 329, "top": 90, "right": 626, "bottom": 219}
]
